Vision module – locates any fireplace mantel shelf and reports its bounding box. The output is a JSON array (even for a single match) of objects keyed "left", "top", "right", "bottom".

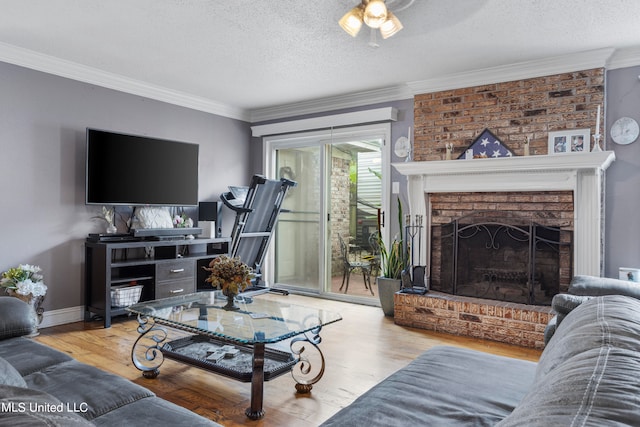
[
  {"left": 394, "top": 150, "right": 616, "bottom": 278},
  {"left": 393, "top": 151, "right": 615, "bottom": 177}
]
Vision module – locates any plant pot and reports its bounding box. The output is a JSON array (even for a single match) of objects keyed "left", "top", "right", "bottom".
[
  {"left": 6, "top": 289, "right": 44, "bottom": 336},
  {"left": 377, "top": 277, "right": 401, "bottom": 317}
]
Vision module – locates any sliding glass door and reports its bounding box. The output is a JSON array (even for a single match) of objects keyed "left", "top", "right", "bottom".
[
  {"left": 273, "top": 145, "right": 322, "bottom": 291},
  {"left": 264, "top": 124, "right": 390, "bottom": 303}
]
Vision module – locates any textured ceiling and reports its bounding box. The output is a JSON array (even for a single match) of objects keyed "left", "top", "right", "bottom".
[{"left": 1, "top": 0, "right": 639, "bottom": 119}]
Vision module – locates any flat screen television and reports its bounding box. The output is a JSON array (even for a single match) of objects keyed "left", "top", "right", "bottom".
[{"left": 86, "top": 128, "right": 199, "bottom": 206}]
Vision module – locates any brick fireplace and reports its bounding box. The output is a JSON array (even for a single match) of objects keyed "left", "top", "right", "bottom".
[
  {"left": 393, "top": 152, "right": 615, "bottom": 348},
  {"left": 388, "top": 67, "right": 619, "bottom": 348}
]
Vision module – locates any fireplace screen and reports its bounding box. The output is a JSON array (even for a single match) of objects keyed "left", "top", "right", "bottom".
[{"left": 431, "top": 212, "right": 572, "bottom": 305}]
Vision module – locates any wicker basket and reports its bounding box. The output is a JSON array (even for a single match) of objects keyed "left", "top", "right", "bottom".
[{"left": 110, "top": 284, "right": 143, "bottom": 308}]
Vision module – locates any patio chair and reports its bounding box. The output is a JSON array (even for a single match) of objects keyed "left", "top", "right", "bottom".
[{"left": 338, "top": 234, "right": 374, "bottom": 295}]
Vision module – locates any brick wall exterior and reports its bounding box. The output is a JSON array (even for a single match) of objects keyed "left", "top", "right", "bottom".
[
  {"left": 331, "top": 155, "right": 351, "bottom": 275},
  {"left": 413, "top": 68, "right": 604, "bottom": 161}
]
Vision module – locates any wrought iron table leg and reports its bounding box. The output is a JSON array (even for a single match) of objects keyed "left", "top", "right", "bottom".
[
  {"left": 245, "top": 342, "right": 266, "bottom": 420},
  {"left": 290, "top": 325, "right": 326, "bottom": 394},
  {"left": 130, "top": 314, "right": 167, "bottom": 379}
]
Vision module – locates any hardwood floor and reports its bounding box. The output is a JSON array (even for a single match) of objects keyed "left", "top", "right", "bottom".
[{"left": 35, "top": 294, "right": 542, "bottom": 426}]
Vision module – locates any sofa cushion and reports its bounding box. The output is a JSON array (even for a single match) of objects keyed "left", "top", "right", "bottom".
[
  {"left": 0, "top": 356, "right": 26, "bottom": 388},
  {"left": 568, "top": 275, "right": 640, "bottom": 299},
  {"left": 0, "top": 384, "right": 94, "bottom": 426},
  {"left": 321, "top": 346, "right": 536, "bottom": 427},
  {"left": 91, "top": 395, "right": 219, "bottom": 427},
  {"left": 0, "top": 297, "right": 37, "bottom": 339},
  {"left": 549, "top": 293, "right": 593, "bottom": 337},
  {"left": 497, "top": 295, "right": 640, "bottom": 426},
  {"left": 24, "top": 359, "right": 155, "bottom": 422},
  {"left": 0, "top": 337, "right": 73, "bottom": 376}
]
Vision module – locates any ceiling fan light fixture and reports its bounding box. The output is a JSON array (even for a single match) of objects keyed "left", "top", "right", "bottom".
[
  {"left": 363, "top": 0, "right": 388, "bottom": 29},
  {"left": 339, "top": 5, "right": 365, "bottom": 37},
  {"left": 379, "top": 11, "right": 403, "bottom": 39}
]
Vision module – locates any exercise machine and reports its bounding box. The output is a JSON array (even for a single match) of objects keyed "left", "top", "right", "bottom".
[{"left": 220, "top": 175, "right": 297, "bottom": 293}]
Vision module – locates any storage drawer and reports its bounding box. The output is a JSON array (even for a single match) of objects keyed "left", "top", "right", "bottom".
[
  {"left": 155, "top": 278, "right": 195, "bottom": 299},
  {"left": 156, "top": 259, "right": 195, "bottom": 282}
]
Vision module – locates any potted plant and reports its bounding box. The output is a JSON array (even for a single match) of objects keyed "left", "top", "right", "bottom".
[
  {"left": 1, "top": 264, "right": 47, "bottom": 331},
  {"left": 376, "top": 198, "right": 409, "bottom": 316}
]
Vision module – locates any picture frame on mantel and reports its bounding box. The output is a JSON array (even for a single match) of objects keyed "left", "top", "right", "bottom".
[{"left": 548, "top": 128, "right": 591, "bottom": 154}]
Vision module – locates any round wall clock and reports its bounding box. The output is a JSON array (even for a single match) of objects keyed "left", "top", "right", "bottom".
[
  {"left": 610, "top": 117, "right": 639, "bottom": 145},
  {"left": 394, "top": 136, "right": 411, "bottom": 157}
]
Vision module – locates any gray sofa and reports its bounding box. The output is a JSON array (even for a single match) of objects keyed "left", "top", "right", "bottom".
[
  {"left": 0, "top": 297, "right": 220, "bottom": 426},
  {"left": 322, "top": 276, "right": 640, "bottom": 426}
]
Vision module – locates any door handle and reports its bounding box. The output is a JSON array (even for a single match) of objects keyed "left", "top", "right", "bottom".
[
  {"left": 169, "top": 288, "right": 184, "bottom": 294},
  {"left": 170, "top": 268, "right": 185, "bottom": 273}
]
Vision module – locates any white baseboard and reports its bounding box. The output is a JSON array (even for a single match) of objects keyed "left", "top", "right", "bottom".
[{"left": 39, "top": 305, "right": 85, "bottom": 329}]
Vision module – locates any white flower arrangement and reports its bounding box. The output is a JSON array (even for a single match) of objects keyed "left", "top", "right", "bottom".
[
  {"left": 173, "top": 213, "right": 194, "bottom": 228},
  {"left": 1, "top": 264, "right": 47, "bottom": 297}
]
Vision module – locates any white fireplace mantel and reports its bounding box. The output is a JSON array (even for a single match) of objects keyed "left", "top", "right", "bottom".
[{"left": 393, "top": 151, "right": 616, "bottom": 277}]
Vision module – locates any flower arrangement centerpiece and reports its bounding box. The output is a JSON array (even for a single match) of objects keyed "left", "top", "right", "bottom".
[
  {"left": 173, "top": 213, "right": 194, "bottom": 228},
  {"left": 203, "top": 255, "right": 253, "bottom": 310},
  {"left": 1, "top": 264, "right": 47, "bottom": 325}
]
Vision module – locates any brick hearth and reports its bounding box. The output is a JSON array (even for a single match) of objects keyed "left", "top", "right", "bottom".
[{"left": 394, "top": 291, "right": 553, "bottom": 349}]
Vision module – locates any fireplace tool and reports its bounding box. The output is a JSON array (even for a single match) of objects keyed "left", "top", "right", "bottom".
[{"left": 403, "top": 214, "right": 427, "bottom": 293}]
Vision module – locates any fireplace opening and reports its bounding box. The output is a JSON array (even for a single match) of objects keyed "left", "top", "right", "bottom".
[{"left": 430, "top": 211, "right": 572, "bottom": 305}]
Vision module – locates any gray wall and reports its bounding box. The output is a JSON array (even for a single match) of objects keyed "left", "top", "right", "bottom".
[
  {"left": 0, "top": 61, "right": 252, "bottom": 312},
  {"left": 605, "top": 65, "right": 640, "bottom": 277}
]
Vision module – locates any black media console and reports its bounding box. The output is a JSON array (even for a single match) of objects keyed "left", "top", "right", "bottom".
[{"left": 85, "top": 236, "right": 230, "bottom": 328}]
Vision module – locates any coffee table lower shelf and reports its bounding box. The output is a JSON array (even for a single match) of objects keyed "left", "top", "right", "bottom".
[{"left": 161, "top": 335, "right": 297, "bottom": 382}]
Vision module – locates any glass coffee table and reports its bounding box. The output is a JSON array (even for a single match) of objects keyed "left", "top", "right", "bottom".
[{"left": 126, "top": 291, "right": 342, "bottom": 420}]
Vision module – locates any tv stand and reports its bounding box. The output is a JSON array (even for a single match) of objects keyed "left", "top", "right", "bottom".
[
  {"left": 132, "top": 227, "right": 203, "bottom": 238},
  {"left": 85, "top": 236, "right": 230, "bottom": 328},
  {"left": 150, "top": 235, "right": 190, "bottom": 241}
]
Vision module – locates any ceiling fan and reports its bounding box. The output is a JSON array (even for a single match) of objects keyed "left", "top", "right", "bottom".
[{"left": 338, "top": 0, "right": 415, "bottom": 41}]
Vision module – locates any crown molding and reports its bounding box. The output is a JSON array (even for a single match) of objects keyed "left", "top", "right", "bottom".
[
  {"left": 249, "top": 85, "right": 413, "bottom": 123},
  {"left": 3, "top": 41, "right": 638, "bottom": 125},
  {"left": 606, "top": 46, "right": 640, "bottom": 70},
  {"left": 252, "top": 48, "right": 622, "bottom": 122},
  {"left": 0, "top": 42, "right": 251, "bottom": 122},
  {"left": 407, "top": 48, "right": 616, "bottom": 95}
]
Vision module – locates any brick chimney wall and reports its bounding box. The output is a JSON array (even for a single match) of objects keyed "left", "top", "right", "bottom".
[
  {"left": 393, "top": 69, "right": 604, "bottom": 348},
  {"left": 412, "top": 68, "right": 604, "bottom": 161}
]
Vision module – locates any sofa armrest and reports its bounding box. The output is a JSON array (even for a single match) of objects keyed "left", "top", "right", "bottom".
[
  {"left": 568, "top": 275, "right": 640, "bottom": 298},
  {"left": 0, "top": 297, "right": 37, "bottom": 339}
]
